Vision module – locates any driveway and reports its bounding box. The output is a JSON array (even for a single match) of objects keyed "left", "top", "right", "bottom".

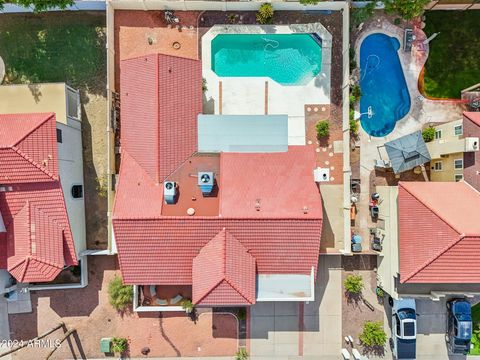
[
  {"left": 249, "top": 255, "right": 342, "bottom": 360},
  {"left": 381, "top": 297, "right": 474, "bottom": 360}
]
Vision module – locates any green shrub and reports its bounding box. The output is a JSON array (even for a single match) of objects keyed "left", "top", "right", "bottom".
[
  {"left": 300, "top": 0, "right": 320, "bottom": 5},
  {"left": 344, "top": 274, "right": 363, "bottom": 294},
  {"left": 0, "top": 0, "right": 74, "bottom": 12},
  {"left": 256, "top": 3, "right": 274, "bottom": 24},
  {"left": 349, "top": 95, "right": 357, "bottom": 106},
  {"left": 111, "top": 337, "right": 128, "bottom": 354},
  {"left": 108, "top": 276, "right": 133, "bottom": 311},
  {"left": 394, "top": 17, "right": 401, "bottom": 25},
  {"left": 359, "top": 321, "right": 387, "bottom": 347},
  {"left": 349, "top": 47, "right": 357, "bottom": 72},
  {"left": 181, "top": 299, "right": 194, "bottom": 313},
  {"left": 236, "top": 348, "right": 249, "bottom": 360},
  {"left": 351, "top": 1, "right": 376, "bottom": 27},
  {"left": 350, "top": 118, "right": 359, "bottom": 135},
  {"left": 384, "top": 0, "right": 430, "bottom": 20},
  {"left": 422, "top": 126, "right": 436, "bottom": 142},
  {"left": 316, "top": 120, "right": 329, "bottom": 138},
  {"left": 351, "top": 84, "right": 362, "bottom": 99}
]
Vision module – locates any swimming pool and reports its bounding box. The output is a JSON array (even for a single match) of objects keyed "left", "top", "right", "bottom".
[
  {"left": 211, "top": 34, "right": 322, "bottom": 86},
  {"left": 359, "top": 33, "right": 411, "bottom": 137}
]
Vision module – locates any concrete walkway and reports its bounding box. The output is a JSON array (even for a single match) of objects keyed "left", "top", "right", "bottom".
[{"left": 250, "top": 255, "right": 342, "bottom": 360}]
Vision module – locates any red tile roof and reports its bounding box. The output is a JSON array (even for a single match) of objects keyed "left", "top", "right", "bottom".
[
  {"left": 0, "top": 113, "right": 77, "bottom": 282},
  {"left": 120, "top": 53, "right": 202, "bottom": 183},
  {"left": 192, "top": 229, "right": 256, "bottom": 305},
  {"left": 398, "top": 181, "right": 480, "bottom": 283},
  {"left": 464, "top": 111, "right": 480, "bottom": 127},
  {"left": 113, "top": 54, "right": 323, "bottom": 302},
  {"left": 220, "top": 146, "right": 322, "bottom": 218}
]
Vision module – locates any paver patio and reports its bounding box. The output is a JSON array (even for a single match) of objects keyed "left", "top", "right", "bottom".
[{"left": 8, "top": 257, "right": 238, "bottom": 359}]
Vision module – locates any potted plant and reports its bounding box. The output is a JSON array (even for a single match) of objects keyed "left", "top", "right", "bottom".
[
  {"left": 111, "top": 337, "right": 128, "bottom": 355},
  {"left": 181, "top": 299, "right": 194, "bottom": 314}
]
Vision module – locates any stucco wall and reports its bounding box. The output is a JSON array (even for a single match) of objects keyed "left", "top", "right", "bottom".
[
  {"left": 429, "top": 152, "right": 464, "bottom": 182},
  {"left": 463, "top": 117, "right": 480, "bottom": 191},
  {"left": 58, "top": 121, "right": 87, "bottom": 254}
]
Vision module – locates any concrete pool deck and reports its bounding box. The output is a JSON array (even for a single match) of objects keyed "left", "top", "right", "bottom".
[
  {"left": 202, "top": 24, "right": 332, "bottom": 146},
  {"left": 354, "top": 18, "right": 466, "bottom": 244}
]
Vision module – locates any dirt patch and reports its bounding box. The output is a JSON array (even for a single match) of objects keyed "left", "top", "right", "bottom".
[
  {"left": 9, "top": 256, "right": 238, "bottom": 359},
  {"left": 342, "top": 268, "right": 385, "bottom": 357}
]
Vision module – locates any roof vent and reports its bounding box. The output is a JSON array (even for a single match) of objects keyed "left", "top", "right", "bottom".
[
  {"left": 187, "top": 208, "right": 195, "bottom": 216},
  {"left": 198, "top": 172, "right": 214, "bottom": 196},
  {"left": 164, "top": 181, "right": 177, "bottom": 204}
]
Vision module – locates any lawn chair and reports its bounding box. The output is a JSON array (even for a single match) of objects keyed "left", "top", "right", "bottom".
[
  {"left": 156, "top": 298, "right": 168, "bottom": 306},
  {"left": 341, "top": 348, "right": 351, "bottom": 360},
  {"left": 170, "top": 294, "right": 183, "bottom": 305},
  {"left": 352, "top": 348, "right": 362, "bottom": 360},
  {"left": 149, "top": 285, "right": 157, "bottom": 298}
]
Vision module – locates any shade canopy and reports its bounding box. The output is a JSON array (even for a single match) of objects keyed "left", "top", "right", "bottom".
[{"left": 385, "top": 131, "right": 431, "bottom": 174}]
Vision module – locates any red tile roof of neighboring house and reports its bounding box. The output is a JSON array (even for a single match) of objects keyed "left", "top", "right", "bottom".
[
  {"left": 0, "top": 113, "right": 77, "bottom": 283},
  {"left": 120, "top": 53, "right": 202, "bottom": 183},
  {"left": 464, "top": 111, "right": 480, "bottom": 127},
  {"left": 113, "top": 54, "right": 323, "bottom": 302},
  {"left": 220, "top": 146, "right": 322, "bottom": 218},
  {"left": 192, "top": 229, "right": 256, "bottom": 305},
  {"left": 398, "top": 181, "right": 480, "bottom": 283}
]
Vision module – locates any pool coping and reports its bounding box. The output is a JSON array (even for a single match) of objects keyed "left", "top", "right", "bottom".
[{"left": 202, "top": 23, "right": 332, "bottom": 93}]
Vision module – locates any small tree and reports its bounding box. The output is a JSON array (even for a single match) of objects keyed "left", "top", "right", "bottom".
[
  {"left": 383, "top": 0, "right": 430, "bottom": 20},
  {"left": 351, "top": 1, "right": 376, "bottom": 27},
  {"left": 316, "top": 120, "right": 330, "bottom": 138},
  {"left": 422, "top": 126, "right": 435, "bottom": 142},
  {"left": 344, "top": 274, "right": 363, "bottom": 295},
  {"left": 256, "top": 3, "right": 274, "bottom": 25},
  {"left": 359, "top": 321, "right": 387, "bottom": 347},
  {"left": 108, "top": 276, "right": 133, "bottom": 311},
  {"left": 111, "top": 337, "right": 128, "bottom": 354},
  {"left": 236, "top": 347, "right": 249, "bottom": 360}
]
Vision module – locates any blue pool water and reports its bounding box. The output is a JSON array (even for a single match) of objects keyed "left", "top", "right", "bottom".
[
  {"left": 360, "top": 33, "right": 411, "bottom": 137},
  {"left": 211, "top": 34, "right": 322, "bottom": 85}
]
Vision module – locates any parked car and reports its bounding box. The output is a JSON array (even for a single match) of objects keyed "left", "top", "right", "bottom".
[
  {"left": 446, "top": 298, "right": 472, "bottom": 355},
  {"left": 391, "top": 298, "right": 417, "bottom": 360}
]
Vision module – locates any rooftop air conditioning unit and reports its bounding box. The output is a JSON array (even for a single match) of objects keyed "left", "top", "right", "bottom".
[
  {"left": 465, "top": 137, "right": 479, "bottom": 152},
  {"left": 198, "top": 172, "right": 214, "bottom": 196},
  {"left": 164, "top": 181, "right": 177, "bottom": 204}
]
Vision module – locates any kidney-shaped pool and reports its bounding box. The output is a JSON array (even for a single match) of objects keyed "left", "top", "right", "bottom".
[{"left": 359, "top": 33, "right": 411, "bottom": 137}]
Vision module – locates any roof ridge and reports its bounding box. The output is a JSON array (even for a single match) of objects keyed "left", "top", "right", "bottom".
[
  {"left": 398, "top": 182, "right": 462, "bottom": 235},
  {"left": 12, "top": 146, "right": 57, "bottom": 181},
  {"left": 155, "top": 54, "right": 161, "bottom": 184},
  {"left": 464, "top": 111, "right": 480, "bottom": 127},
  {"left": 11, "top": 113, "right": 54, "bottom": 147},
  {"left": 402, "top": 234, "right": 470, "bottom": 282},
  {"left": 223, "top": 276, "right": 254, "bottom": 304}
]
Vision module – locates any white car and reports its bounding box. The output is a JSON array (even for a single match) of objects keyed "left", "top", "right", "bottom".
[{"left": 391, "top": 298, "right": 417, "bottom": 360}]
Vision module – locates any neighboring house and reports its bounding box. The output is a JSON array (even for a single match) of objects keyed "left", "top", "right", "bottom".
[
  {"left": 426, "top": 112, "right": 479, "bottom": 182},
  {"left": 0, "top": 83, "right": 86, "bottom": 284},
  {"left": 0, "top": 113, "right": 78, "bottom": 283},
  {"left": 376, "top": 181, "right": 480, "bottom": 300},
  {"left": 463, "top": 112, "right": 480, "bottom": 191},
  {"left": 112, "top": 53, "right": 323, "bottom": 310}
]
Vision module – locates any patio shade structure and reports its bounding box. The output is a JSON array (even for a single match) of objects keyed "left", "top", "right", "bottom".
[{"left": 384, "top": 130, "right": 431, "bottom": 174}]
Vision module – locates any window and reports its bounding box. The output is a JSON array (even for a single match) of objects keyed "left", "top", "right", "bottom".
[
  {"left": 435, "top": 130, "right": 442, "bottom": 140},
  {"left": 454, "top": 159, "right": 463, "bottom": 169},
  {"left": 455, "top": 174, "right": 463, "bottom": 182},
  {"left": 71, "top": 185, "right": 83, "bottom": 199},
  {"left": 433, "top": 161, "right": 443, "bottom": 171},
  {"left": 56, "top": 128, "right": 62, "bottom": 143},
  {"left": 454, "top": 125, "right": 463, "bottom": 136}
]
